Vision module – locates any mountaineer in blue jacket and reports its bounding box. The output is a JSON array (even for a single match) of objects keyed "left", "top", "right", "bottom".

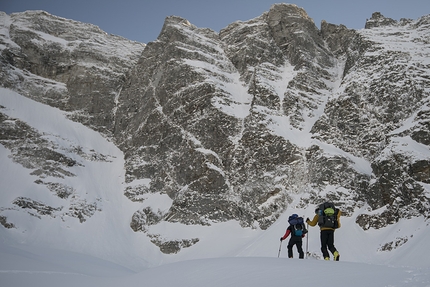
[{"left": 280, "top": 214, "right": 307, "bottom": 259}]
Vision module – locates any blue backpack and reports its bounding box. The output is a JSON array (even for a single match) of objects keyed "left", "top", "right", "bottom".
[{"left": 288, "top": 214, "right": 307, "bottom": 237}]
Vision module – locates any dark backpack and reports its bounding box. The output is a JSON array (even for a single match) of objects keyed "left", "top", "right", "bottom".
[
  {"left": 288, "top": 214, "right": 307, "bottom": 237},
  {"left": 317, "top": 202, "right": 339, "bottom": 229}
]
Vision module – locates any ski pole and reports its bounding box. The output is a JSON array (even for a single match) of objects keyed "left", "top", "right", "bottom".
[
  {"left": 306, "top": 222, "right": 309, "bottom": 258},
  {"left": 278, "top": 240, "right": 282, "bottom": 258}
]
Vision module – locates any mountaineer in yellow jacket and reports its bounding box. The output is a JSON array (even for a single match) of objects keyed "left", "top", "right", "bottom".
[{"left": 306, "top": 202, "right": 341, "bottom": 261}]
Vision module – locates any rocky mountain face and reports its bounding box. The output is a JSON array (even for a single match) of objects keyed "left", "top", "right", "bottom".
[
  {"left": 1, "top": 4, "right": 429, "bottom": 253},
  {"left": 0, "top": 10, "right": 145, "bottom": 136}
]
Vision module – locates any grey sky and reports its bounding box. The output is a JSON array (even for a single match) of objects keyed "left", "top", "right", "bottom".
[{"left": 2, "top": 0, "right": 429, "bottom": 43}]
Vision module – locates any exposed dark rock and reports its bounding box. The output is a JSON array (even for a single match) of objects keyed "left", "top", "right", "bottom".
[
  {"left": 150, "top": 236, "right": 200, "bottom": 254},
  {"left": 365, "top": 12, "right": 397, "bottom": 29},
  {"left": 12, "top": 197, "right": 62, "bottom": 217},
  {"left": 66, "top": 199, "right": 100, "bottom": 223},
  {"left": 378, "top": 236, "right": 410, "bottom": 251},
  {"left": 130, "top": 207, "right": 163, "bottom": 232},
  {"left": 0, "top": 216, "right": 16, "bottom": 229}
]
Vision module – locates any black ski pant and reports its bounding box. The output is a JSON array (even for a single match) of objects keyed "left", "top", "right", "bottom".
[
  {"left": 320, "top": 229, "right": 337, "bottom": 259},
  {"left": 287, "top": 236, "right": 304, "bottom": 259}
]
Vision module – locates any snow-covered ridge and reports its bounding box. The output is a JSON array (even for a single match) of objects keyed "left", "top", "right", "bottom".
[{"left": 4, "top": 10, "right": 145, "bottom": 69}]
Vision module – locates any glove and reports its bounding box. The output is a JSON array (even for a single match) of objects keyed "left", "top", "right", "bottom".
[
  {"left": 280, "top": 237, "right": 283, "bottom": 241},
  {"left": 306, "top": 217, "right": 310, "bottom": 222}
]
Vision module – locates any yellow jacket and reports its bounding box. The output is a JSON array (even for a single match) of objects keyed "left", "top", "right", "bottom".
[{"left": 306, "top": 210, "right": 341, "bottom": 231}]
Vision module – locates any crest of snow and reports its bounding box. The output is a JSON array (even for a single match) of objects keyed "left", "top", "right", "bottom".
[
  {"left": 139, "top": 193, "right": 173, "bottom": 212},
  {"left": 184, "top": 58, "right": 252, "bottom": 119},
  {"left": 0, "top": 88, "right": 115, "bottom": 154},
  {"left": 0, "top": 12, "right": 19, "bottom": 50},
  {"left": 377, "top": 136, "right": 430, "bottom": 162},
  {"left": 317, "top": 140, "right": 373, "bottom": 175},
  {"left": 390, "top": 104, "right": 430, "bottom": 135}
]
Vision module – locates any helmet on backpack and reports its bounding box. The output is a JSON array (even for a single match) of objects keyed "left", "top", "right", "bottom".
[
  {"left": 288, "top": 214, "right": 298, "bottom": 223},
  {"left": 288, "top": 214, "right": 307, "bottom": 237}
]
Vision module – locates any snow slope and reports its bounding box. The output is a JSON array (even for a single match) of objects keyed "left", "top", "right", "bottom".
[
  {"left": 1, "top": 87, "right": 430, "bottom": 286},
  {"left": 1, "top": 244, "right": 429, "bottom": 287}
]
